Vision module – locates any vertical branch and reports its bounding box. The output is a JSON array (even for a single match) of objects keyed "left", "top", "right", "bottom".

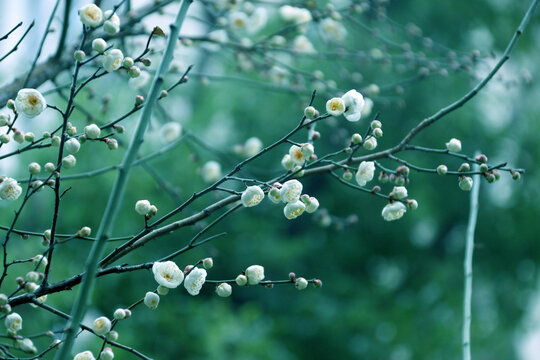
[
  {"left": 54, "top": 0, "right": 194, "bottom": 358},
  {"left": 463, "top": 158, "right": 481, "bottom": 360}
]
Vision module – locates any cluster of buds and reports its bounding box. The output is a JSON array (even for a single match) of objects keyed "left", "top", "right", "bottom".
[
  {"left": 266, "top": 180, "right": 319, "bottom": 219},
  {"left": 134, "top": 199, "right": 158, "bottom": 218}
]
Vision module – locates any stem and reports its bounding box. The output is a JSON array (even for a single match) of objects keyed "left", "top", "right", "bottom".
[
  {"left": 463, "top": 157, "right": 481, "bottom": 360},
  {"left": 54, "top": 1, "right": 193, "bottom": 358}
]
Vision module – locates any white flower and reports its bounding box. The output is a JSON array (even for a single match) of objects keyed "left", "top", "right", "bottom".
[
  {"left": 245, "top": 265, "right": 265, "bottom": 285},
  {"left": 355, "top": 161, "right": 375, "bottom": 186},
  {"left": 289, "top": 145, "right": 306, "bottom": 165},
  {"left": 241, "top": 185, "right": 264, "bottom": 207},
  {"left": 79, "top": 4, "right": 103, "bottom": 27},
  {"left": 230, "top": 11, "right": 248, "bottom": 31},
  {"left": 293, "top": 35, "right": 315, "bottom": 53},
  {"left": 184, "top": 267, "right": 207, "bottom": 296},
  {"left": 103, "top": 10, "right": 120, "bottom": 34},
  {"left": 361, "top": 97, "right": 373, "bottom": 117},
  {"left": 305, "top": 197, "right": 319, "bottom": 213},
  {"left": 135, "top": 200, "right": 151, "bottom": 215},
  {"left": 74, "top": 351, "right": 96, "bottom": 360},
  {"left": 446, "top": 138, "right": 462, "bottom": 152},
  {"left": 279, "top": 6, "right": 312, "bottom": 24},
  {"left": 381, "top": 202, "right": 407, "bottom": 221},
  {"left": 201, "top": 161, "right": 222, "bottom": 183},
  {"left": 267, "top": 187, "right": 281, "bottom": 204},
  {"left": 320, "top": 18, "right": 347, "bottom": 42},
  {"left": 144, "top": 292, "right": 160, "bottom": 309},
  {"left": 341, "top": 89, "right": 365, "bottom": 122},
  {"left": 0, "top": 177, "right": 22, "bottom": 201},
  {"left": 84, "top": 124, "right": 101, "bottom": 139},
  {"left": 326, "top": 97, "right": 345, "bottom": 116},
  {"left": 93, "top": 316, "right": 111, "bottom": 335},
  {"left": 301, "top": 143, "right": 314, "bottom": 158},
  {"left": 113, "top": 309, "right": 126, "bottom": 320},
  {"left": 152, "top": 261, "right": 184, "bottom": 288},
  {"left": 101, "top": 348, "right": 114, "bottom": 360},
  {"left": 160, "top": 122, "right": 182, "bottom": 143},
  {"left": 247, "top": 7, "right": 267, "bottom": 34},
  {"left": 216, "top": 283, "right": 232, "bottom": 297},
  {"left": 129, "top": 71, "right": 150, "bottom": 89},
  {"left": 281, "top": 154, "right": 294, "bottom": 170},
  {"left": 16, "top": 338, "right": 36, "bottom": 353},
  {"left": 392, "top": 186, "right": 408, "bottom": 199},
  {"left": 103, "top": 49, "right": 124, "bottom": 72},
  {"left": 62, "top": 155, "right": 77, "bottom": 169},
  {"left": 15, "top": 89, "right": 47, "bottom": 118},
  {"left": 284, "top": 200, "right": 306, "bottom": 219},
  {"left": 295, "top": 277, "right": 308, "bottom": 290},
  {"left": 65, "top": 138, "right": 81, "bottom": 153},
  {"left": 5, "top": 313, "right": 22, "bottom": 332},
  {"left": 243, "top": 137, "right": 262, "bottom": 157},
  {"left": 280, "top": 179, "right": 303, "bottom": 203}
]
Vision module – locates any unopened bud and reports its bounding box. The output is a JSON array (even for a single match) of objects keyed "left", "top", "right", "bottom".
[
  {"left": 458, "top": 163, "right": 470, "bottom": 172},
  {"left": 24, "top": 132, "right": 35, "bottom": 142},
  {"left": 480, "top": 163, "right": 488, "bottom": 173},
  {"left": 106, "top": 138, "right": 118, "bottom": 150},
  {"left": 378, "top": 171, "right": 388, "bottom": 183},
  {"left": 371, "top": 185, "right": 381, "bottom": 193},
  {"left": 343, "top": 170, "right": 353, "bottom": 181},
  {"left": 373, "top": 128, "right": 383, "bottom": 138},
  {"left": 135, "top": 95, "right": 144, "bottom": 106},
  {"left": 351, "top": 133, "right": 362, "bottom": 144},
  {"left": 235, "top": 274, "right": 247, "bottom": 286},
  {"left": 295, "top": 277, "right": 308, "bottom": 290},
  {"left": 159, "top": 90, "right": 168, "bottom": 99},
  {"left": 370, "top": 120, "right": 382, "bottom": 129},
  {"left": 78, "top": 226, "right": 91, "bottom": 237},
  {"left": 437, "top": 165, "right": 448, "bottom": 175},
  {"left": 13, "top": 131, "right": 24, "bottom": 143},
  {"left": 141, "top": 58, "right": 151, "bottom": 67},
  {"left": 74, "top": 50, "right": 86, "bottom": 62},
  {"left": 511, "top": 170, "right": 520, "bottom": 180},
  {"left": 128, "top": 66, "right": 141, "bottom": 78},
  {"left": 475, "top": 154, "right": 488, "bottom": 163},
  {"left": 123, "top": 57, "right": 134, "bottom": 68},
  {"left": 304, "top": 106, "right": 317, "bottom": 119},
  {"left": 202, "top": 257, "right": 213, "bottom": 269}
]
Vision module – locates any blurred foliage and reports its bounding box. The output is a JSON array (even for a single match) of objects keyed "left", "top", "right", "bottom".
[{"left": 1, "top": 0, "right": 540, "bottom": 359}]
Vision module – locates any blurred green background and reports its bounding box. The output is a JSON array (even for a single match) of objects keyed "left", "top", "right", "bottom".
[{"left": 1, "top": 0, "right": 539, "bottom": 359}]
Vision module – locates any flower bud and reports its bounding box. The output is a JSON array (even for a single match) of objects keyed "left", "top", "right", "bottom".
[
  {"left": 0, "top": 294, "right": 7, "bottom": 305},
  {"left": 245, "top": 265, "right": 265, "bottom": 285},
  {"left": 113, "top": 308, "right": 126, "bottom": 320},
  {"left": 216, "top": 283, "right": 232, "bottom": 297},
  {"left": 92, "top": 38, "right": 107, "bottom": 53},
  {"left": 101, "top": 348, "right": 114, "bottom": 360},
  {"left": 103, "top": 49, "right": 124, "bottom": 72},
  {"left": 24, "top": 132, "right": 35, "bottom": 142},
  {"left": 485, "top": 173, "right": 495, "bottom": 183},
  {"left": 378, "top": 171, "right": 388, "bottom": 183},
  {"left": 106, "top": 138, "right": 118, "bottom": 150},
  {"left": 281, "top": 154, "right": 294, "bottom": 170},
  {"left": 304, "top": 106, "right": 317, "bottom": 119},
  {"left": 492, "top": 170, "right": 501, "bottom": 181},
  {"left": 144, "top": 292, "right": 159, "bottom": 309},
  {"left": 392, "top": 186, "right": 408, "bottom": 199},
  {"left": 74, "top": 50, "right": 86, "bottom": 62},
  {"left": 141, "top": 58, "right": 151, "bottom": 67},
  {"left": 50, "top": 135, "right": 60, "bottom": 147},
  {"left": 235, "top": 274, "right": 248, "bottom": 286},
  {"left": 25, "top": 271, "right": 39, "bottom": 283},
  {"left": 511, "top": 170, "right": 520, "bottom": 180},
  {"left": 0, "top": 134, "right": 9, "bottom": 144},
  {"left": 202, "top": 258, "right": 213, "bottom": 269},
  {"left": 311, "top": 131, "right": 320, "bottom": 141},
  {"left": 44, "top": 229, "right": 51, "bottom": 240},
  {"left": 0, "top": 114, "right": 9, "bottom": 126},
  {"left": 24, "top": 282, "right": 39, "bottom": 293},
  {"left": 459, "top": 163, "right": 470, "bottom": 172},
  {"left": 123, "top": 57, "right": 134, "bottom": 68},
  {"left": 5, "top": 312, "right": 22, "bottom": 332},
  {"left": 157, "top": 285, "right": 169, "bottom": 295},
  {"left": 107, "top": 330, "right": 118, "bottom": 341},
  {"left": 363, "top": 137, "right": 377, "bottom": 150},
  {"left": 124, "top": 309, "right": 132, "bottom": 318},
  {"left": 371, "top": 185, "right": 381, "bottom": 193},
  {"left": 446, "top": 138, "right": 462, "bottom": 152},
  {"left": 135, "top": 95, "right": 144, "bottom": 106},
  {"left": 351, "top": 133, "right": 362, "bottom": 144},
  {"left": 7, "top": 99, "right": 15, "bottom": 110},
  {"left": 128, "top": 66, "right": 141, "bottom": 78},
  {"left": 28, "top": 162, "right": 41, "bottom": 175},
  {"left": 288, "top": 272, "right": 296, "bottom": 281},
  {"left": 295, "top": 277, "right": 308, "bottom": 290},
  {"left": 305, "top": 197, "right": 319, "bottom": 213},
  {"left": 370, "top": 120, "right": 382, "bottom": 129},
  {"left": 406, "top": 199, "right": 418, "bottom": 210},
  {"left": 373, "top": 128, "right": 383, "bottom": 138},
  {"left": 475, "top": 154, "right": 488, "bottom": 163},
  {"left": 313, "top": 279, "right": 323, "bottom": 288},
  {"left": 343, "top": 170, "right": 353, "bottom": 181},
  {"left": 267, "top": 187, "right": 281, "bottom": 204},
  {"left": 44, "top": 162, "right": 55, "bottom": 172},
  {"left": 62, "top": 155, "right": 77, "bottom": 169},
  {"left": 32, "top": 255, "right": 47, "bottom": 270},
  {"left": 13, "top": 131, "right": 24, "bottom": 143},
  {"left": 78, "top": 226, "right": 91, "bottom": 237},
  {"left": 480, "top": 163, "right": 488, "bottom": 173},
  {"left": 65, "top": 138, "right": 80, "bottom": 153},
  {"left": 84, "top": 124, "right": 101, "bottom": 139},
  {"left": 135, "top": 200, "right": 151, "bottom": 215},
  {"left": 1, "top": 304, "right": 12, "bottom": 314},
  {"left": 459, "top": 176, "right": 473, "bottom": 191},
  {"left": 159, "top": 90, "right": 168, "bottom": 99},
  {"left": 437, "top": 165, "right": 448, "bottom": 175}
]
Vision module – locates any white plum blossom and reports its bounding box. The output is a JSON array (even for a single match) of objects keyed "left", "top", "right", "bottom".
[
  {"left": 135, "top": 200, "right": 152, "bottom": 215},
  {"left": 92, "top": 316, "right": 111, "bottom": 336},
  {"left": 229, "top": 11, "right": 248, "bottom": 31},
  {"left": 113, "top": 309, "right": 126, "bottom": 320},
  {"left": 305, "top": 197, "right": 319, "bottom": 213},
  {"left": 326, "top": 97, "right": 345, "bottom": 116},
  {"left": 267, "top": 187, "right": 281, "bottom": 204},
  {"left": 289, "top": 145, "right": 306, "bottom": 165},
  {"left": 363, "top": 137, "right": 377, "bottom": 150},
  {"left": 243, "top": 137, "right": 263, "bottom": 157},
  {"left": 201, "top": 161, "right": 222, "bottom": 183},
  {"left": 15, "top": 89, "right": 47, "bottom": 118},
  {"left": 184, "top": 267, "right": 207, "bottom": 296},
  {"left": 84, "top": 124, "right": 101, "bottom": 139},
  {"left": 245, "top": 265, "right": 265, "bottom": 285},
  {"left": 103, "top": 10, "right": 120, "bottom": 34},
  {"left": 342, "top": 89, "right": 365, "bottom": 122},
  {"left": 281, "top": 154, "right": 294, "bottom": 170},
  {"left": 361, "top": 97, "right": 373, "bottom": 117},
  {"left": 74, "top": 350, "right": 96, "bottom": 360},
  {"left": 16, "top": 338, "right": 37, "bottom": 353},
  {"left": 392, "top": 186, "right": 408, "bottom": 199},
  {"left": 152, "top": 261, "right": 184, "bottom": 288},
  {"left": 279, "top": 5, "right": 312, "bottom": 24},
  {"left": 284, "top": 200, "right": 306, "bottom": 219},
  {"left": 65, "top": 138, "right": 81, "bottom": 153},
  {"left": 5, "top": 313, "right": 22, "bottom": 332},
  {"left": 160, "top": 122, "right": 182, "bottom": 143},
  {"left": 293, "top": 35, "right": 316, "bottom": 53},
  {"left": 216, "top": 283, "right": 232, "bottom": 297},
  {"left": 241, "top": 185, "right": 264, "bottom": 207},
  {"left": 320, "top": 18, "right": 347, "bottom": 42},
  {"left": 446, "top": 138, "right": 462, "bottom": 152},
  {"left": 381, "top": 202, "right": 407, "bottom": 221},
  {"left": 355, "top": 161, "right": 375, "bottom": 186},
  {"left": 79, "top": 4, "right": 103, "bottom": 27},
  {"left": 0, "top": 177, "right": 22, "bottom": 201},
  {"left": 280, "top": 180, "right": 303, "bottom": 203},
  {"left": 62, "top": 155, "right": 77, "bottom": 169},
  {"left": 247, "top": 7, "right": 267, "bottom": 34},
  {"left": 144, "top": 292, "right": 160, "bottom": 309},
  {"left": 103, "top": 49, "right": 124, "bottom": 72}
]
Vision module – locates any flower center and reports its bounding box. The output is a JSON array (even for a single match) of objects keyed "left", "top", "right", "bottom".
[{"left": 28, "top": 95, "right": 39, "bottom": 106}]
